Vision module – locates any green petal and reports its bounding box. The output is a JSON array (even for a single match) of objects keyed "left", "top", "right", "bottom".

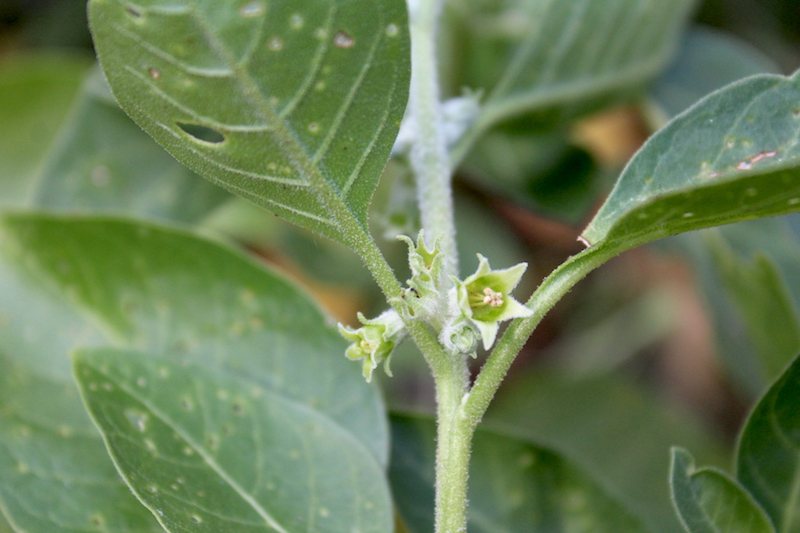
[{"left": 474, "top": 319, "right": 501, "bottom": 351}]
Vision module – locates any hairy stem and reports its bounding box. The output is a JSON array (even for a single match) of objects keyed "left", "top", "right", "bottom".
[{"left": 407, "top": 0, "right": 458, "bottom": 280}]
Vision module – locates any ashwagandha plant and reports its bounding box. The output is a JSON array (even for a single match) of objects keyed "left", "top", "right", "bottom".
[{"left": 3, "top": 0, "right": 800, "bottom": 532}]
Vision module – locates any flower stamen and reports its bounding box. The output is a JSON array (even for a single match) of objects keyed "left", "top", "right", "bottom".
[{"left": 482, "top": 287, "right": 504, "bottom": 307}]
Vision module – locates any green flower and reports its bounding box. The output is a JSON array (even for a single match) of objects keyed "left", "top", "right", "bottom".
[
  {"left": 338, "top": 310, "right": 405, "bottom": 382},
  {"left": 455, "top": 254, "right": 533, "bottom": 350},
  {"left": 396, "top": 231, "right": 447, "bottom": 323}
]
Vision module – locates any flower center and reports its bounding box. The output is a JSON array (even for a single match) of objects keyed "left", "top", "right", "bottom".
[
  {"left": 360, "top": 339, "right": 377, "bottom": 354},
  {"left": 470, "top": 287, "right": 504, "bottom": 308}
]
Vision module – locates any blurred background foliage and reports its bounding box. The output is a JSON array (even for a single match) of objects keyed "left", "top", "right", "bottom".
[{"left": 0, "top": 1, "right": 799, "bottom": 532}]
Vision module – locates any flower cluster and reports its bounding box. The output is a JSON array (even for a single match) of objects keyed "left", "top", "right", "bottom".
[{"left": 339, "top": 232, "right": 532, "bottom": 380}]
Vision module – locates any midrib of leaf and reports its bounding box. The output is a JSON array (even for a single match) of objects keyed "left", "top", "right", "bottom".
[{"left": 93, "top": 363, "right": 292, "bottom": 533}]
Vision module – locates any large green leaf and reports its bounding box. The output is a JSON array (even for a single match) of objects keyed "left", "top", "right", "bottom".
[
  {"left": 0, "top": 213, "right": 388, "bottom": 466},
  {"left": 89, "top": 0, "right": 410, "bottom": 246},
  {"left": 581, "top": 70, "right": 800, "bottom": 251},
  {"left": 0, "top": 54, "right": 91, "bottom": 207},
  {"left": 737, "top": 352, "right": 800, "bottom": 533},
  {"left": 448, "top": 0, "right": 693, "bottom": 157},
  {"left": 670, "top": 448, "right": 775, "bottom": 533},
  {"left": 0, "top": 213, "right": 390, "bottom": 532},
  {"left": 486, "top": 371, "right": 728, "bottom": 533},
  {"left": 0, "top": 233, "right": 162, "bottom": 532},
  {"left": 390, "top": 414, "right": 649, "bottom": 533},
  {"left": 74, "top": 347, "right": 392, "bottom": 533},
  {"left": 33, "top": 68, "right": 230, "bottom": 222}
]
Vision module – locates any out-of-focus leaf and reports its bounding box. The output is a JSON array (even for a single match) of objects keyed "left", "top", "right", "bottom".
[
  {"left": 650, "top": 26, "right": 780, "bottom": 121},
  {"left": 0, "top": 355, "right": 164, "bottom": 533},
  {"left": 390, "top": 414, "right": 650, "bottom": 533},
  {"left": 449, "top": 0, "right": 693, "bottom": 158},
  {"left": 0, "top": 226, "right": 161, "bottom": 532},
  {"left": 0, "top": 54, "right": 91, "bottom": 207},
  {"left": 670, "top": 448, "right": 775, "bottom": 533},
  {"left": 581, "top": 70, "right": 800, "bottom": 252},
  {"left": 89, "top": 0, "right": 410, "bottom": 247},
  {"left": 737, "top": 351, "right": 800, "bottom": 533},
  {"left": 0, "top": 212, "right": 391, "bottom": 532},
  {"left": 454, "top": 191, "right": 530, "bottom": 280},
  {"left": 486, "top": 372, "right": 728, "bottom": 533},
  {"left": 671, "top": 217, "right": 800, "bottom": 397},
  {"left": 462, "top": 129, "right": 600, "bottom": 223},
  {"left": 74, "top": 347, "right": 392, "bottom": 533},
  {"left": 0, "top": 213, "right": 388, "bottom": 466},
  {"left": 33, "top": 68, "right": 230, "bottom": 222},
  {"left": 545, "top": 288, "right": 676, "bottom": 377},
  {"left": 706, "top": 231, "right": 800, "bottom": 382}
]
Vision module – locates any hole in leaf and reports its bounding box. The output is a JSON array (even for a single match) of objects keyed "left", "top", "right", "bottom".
[
  {"left": 176, "top": 122, "right": 226, "bottom": 144},
  {"left": 125, "top": 5, "right": 142, "bottom": 18}
]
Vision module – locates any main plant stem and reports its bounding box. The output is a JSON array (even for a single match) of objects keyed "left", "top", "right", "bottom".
[
  {"left": 407, "top": 0, "right": 458, "bottom": 280},
  {"left": 405, "top": 1, "right": 475, "bottom": 531}
]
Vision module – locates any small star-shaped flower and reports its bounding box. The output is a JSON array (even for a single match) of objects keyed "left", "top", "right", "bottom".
[{"left": 455, "top": 254, "right": 533, "bottom": 350}]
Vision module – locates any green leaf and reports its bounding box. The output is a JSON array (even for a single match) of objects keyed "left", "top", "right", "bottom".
[
  {"left": 33, "top": 68, "right": 231, "bottom": 222},
  {"left": 449, "top": 0, "right": 693, "bottom": 156},
  {"left": 0, "top": 213, "right": 388, "bottom": 466},
  {"left": 581, "top": 70, "right": 800, "bottom": 251},
  {"left": 0, "top": 53, "right": 91, "bottom": 207},
  {"left": 0, "top": 212, "right": 390, "bottom": 532},
  {"left": 0, "top": 355, "right": 164, "bottom": 533},
  {"left": 649, "top": 26, "right": 780, "bottom": 120},
  {"left": 74, "top": 347, "right": 392, "bottom": 533},
  {"left": 390, "top": 414, "right": 650, "bottom": 533},
  {"left": 670, "top": 221, "right": 800, "bottom": 398},
  {"left": 706, "top": 230, "right": 800, "bottom": 383},
  {"left": 670, "top": 448, "right": 775, "bottom": 533},
  {"left": 0, "top": 235, "right": 162, "bottom": 531},
  {"left": 486, "top": 371, "right": 728, "bottom": 533},
  {"left": 89, "top": 0, "right": 410, "bottom": 246},
  {"left": 737, "top": 351, "right": 800, "bottom": 533}
]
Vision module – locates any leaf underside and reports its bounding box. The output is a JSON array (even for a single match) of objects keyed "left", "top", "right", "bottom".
[
  {"left": 582, "top": 70, "right": 800, "bottom": 252},
  {"left": 89, "top": 0, "right": 410, "bottom": 245}
]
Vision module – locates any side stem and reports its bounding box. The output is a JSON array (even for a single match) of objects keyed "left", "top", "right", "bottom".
[{"left": 463, "top": 244, "right": 620, "bottom": 428}]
